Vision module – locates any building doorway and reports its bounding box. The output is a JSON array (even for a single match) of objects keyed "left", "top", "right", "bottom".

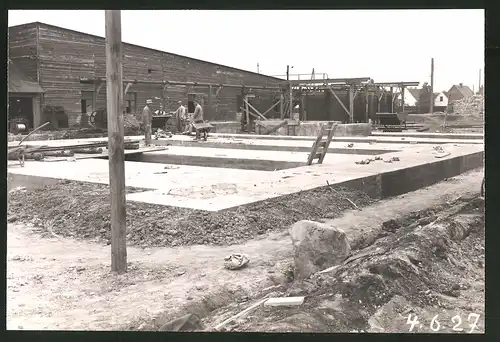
[{"left": 9, "top": 96, "right": 34, "bottom": 129}]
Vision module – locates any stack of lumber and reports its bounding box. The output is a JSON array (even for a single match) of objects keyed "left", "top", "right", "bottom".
[{"left": 8, "top": 140, "right": 141, "bottom": 162}]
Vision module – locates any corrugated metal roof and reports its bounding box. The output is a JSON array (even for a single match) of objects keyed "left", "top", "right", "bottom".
[{"left": 8, "top": 59, "right": 45, "bottom": 94}]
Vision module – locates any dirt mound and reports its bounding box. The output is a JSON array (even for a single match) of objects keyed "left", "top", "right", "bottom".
[
  {"left": 7, "top": 180, "right": 374, "bottom": 248},
  {"left": 203, "top": 196, "right": 484, "bottom": 333}
]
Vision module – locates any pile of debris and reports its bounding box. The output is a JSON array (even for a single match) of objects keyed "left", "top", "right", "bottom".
[
  {"left": 203, "top": 195, "right": 485, "bottom": 333},
  {"left": 7, "top": 180, "right": 374, "bottom": 248},
  {"left": 450, "top": 95, "right": 484, "bottom": 117}
]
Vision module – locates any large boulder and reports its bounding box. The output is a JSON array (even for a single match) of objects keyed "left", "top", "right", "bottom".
[{"left": 290, "top": 220, "right": 351, "bottom": 279}]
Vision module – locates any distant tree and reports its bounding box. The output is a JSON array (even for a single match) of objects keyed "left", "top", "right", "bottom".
[{"left": 418, "top": 82, "right": 432, "bottom": 113}]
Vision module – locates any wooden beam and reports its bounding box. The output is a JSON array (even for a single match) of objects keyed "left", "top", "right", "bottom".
[
  {"left": 365, "top": 86, "right": 369, "bottom": 123},
  {"left": 92, "top": 83, "right": 98, "bottom": 112},
  {"left": 390, "top": 87, "right": 394, "bottom": 113},
  {"left": 243, "top": 99, "right": 267, "bottom": 120},
  {"left": 208, "top": 85, "right": 213, "bottom": 119},
  {"left": 96, "top": 82, "right": 104, "bottom": 95},
  {"left": 124, "top": 82, "right": 132, "bottom": 96},
  {"left": 328, "top": 86, "right": 350, "bottom": 117},
  {"left": 353, "top": 88, "right": 359, "bottom": 100},
  {"left": 216, "top": 86, "right": 223, "bottom": 97},
  {"left": 240, "top": 106, "right": 261, "bottom": 120},
  {"left": 82, "top": 77, "right": 281, "bottom": 91},
  {"left": 349, "top": 85, "right": 354, "bottom": 123},
  {"left": 105, "top": 10, "right": 127, "bottom": 274},
  {"left": 244, "top": 94, "right": 250, "bottom": 132},
  {"left": 280, "top": 93, "right": 284, "bottom": 119},
  {"left": 299, "top": 93, "right": 305, "bottom": 121},
  {"left": 401, "top": 86, "right": 405, "bottom": 113},
  {"left": 262, "top": 100, "right": 280, "bottom": 117},
  {"left": 263, "top": 120, "right": 288, "bottom": 135}
]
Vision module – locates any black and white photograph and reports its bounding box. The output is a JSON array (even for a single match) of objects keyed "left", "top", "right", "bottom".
[{"left": 7, "top": 9, "right": 485, "bottom": 333}]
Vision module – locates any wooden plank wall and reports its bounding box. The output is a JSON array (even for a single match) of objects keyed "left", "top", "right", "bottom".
[
  {"left": 8, "top": 23, "right": 39, "bottom": 82},
  {"left": 33, "top": 23, "right": 282, "bottom": 126}
]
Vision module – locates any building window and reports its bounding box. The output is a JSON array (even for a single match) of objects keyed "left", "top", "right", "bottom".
[
  {"left": 440, "top": 96, "right": 443, "bottom": 101},
  {"left": 125, "top": 92, "right": 137, "bottom": 113}
]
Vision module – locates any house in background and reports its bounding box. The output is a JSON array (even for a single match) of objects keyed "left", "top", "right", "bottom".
[
  {"left": 398, "top": 88, "right": 421, "bottom": 113},
  {"left": 404, "top": 88, "right": 421, "bottom": 107},
  {"left": 447, "top": 83, "right": 474, "bottom": 102},
  {"left": 433, "top": 91, "right": 449, "bottom": 112}
]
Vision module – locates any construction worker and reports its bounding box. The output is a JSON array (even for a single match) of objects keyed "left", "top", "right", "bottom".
[
  {"left": 142, "top": 99, "right": 153, "bottom": 145},
  {"left": 191, "top": 100, "right": 204, "bottom": 140},
  {"left": 175, "top": 101, "right": 187, "bottom": 133}
]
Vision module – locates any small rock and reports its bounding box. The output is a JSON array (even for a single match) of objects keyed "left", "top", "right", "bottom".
[
  {"left": 7, "top": 215, "right": 18, "bottom": 223},
  {"left": 176, "top": 270, "right": 186, "bottom": 276}
]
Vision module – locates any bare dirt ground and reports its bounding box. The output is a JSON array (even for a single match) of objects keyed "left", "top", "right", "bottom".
[
  {"left": 204, "top": 195, "right": 484, "bottom": 333},
  {"left": 7, "top": 169, "right": 484, "bottom": 332},
  {"left": 7, "top": 182, "right": 374, "bottom": 248}
]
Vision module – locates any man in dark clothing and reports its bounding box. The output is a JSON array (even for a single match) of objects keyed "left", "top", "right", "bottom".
[
  {"left": 142, "top": 99, "right": 153, "bottom": 145},
  {"left": 191, "top": 100, "right": 204, "bottom": 140}
]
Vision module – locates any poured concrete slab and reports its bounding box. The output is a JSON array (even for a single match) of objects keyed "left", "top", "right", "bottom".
[{"left": 8, "top": 141, "right": 483, "bottom": 212}]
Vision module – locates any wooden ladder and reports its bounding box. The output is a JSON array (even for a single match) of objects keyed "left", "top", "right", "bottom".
[{"left": 307, "top": 122, "right": 338, "bottom": 165}]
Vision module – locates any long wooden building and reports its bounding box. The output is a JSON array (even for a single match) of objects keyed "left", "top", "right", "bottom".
[{"left": 8, "top": 22, "right": 284, "bottom": 129}]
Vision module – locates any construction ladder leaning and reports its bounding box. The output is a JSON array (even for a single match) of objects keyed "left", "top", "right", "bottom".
[{"left": 306, "top": 122, "right": 338, "bottom": 165}]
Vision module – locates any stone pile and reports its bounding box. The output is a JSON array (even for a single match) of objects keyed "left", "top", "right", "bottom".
[{"left": 450, "top": 95, "right": 484, "bottom": 117}]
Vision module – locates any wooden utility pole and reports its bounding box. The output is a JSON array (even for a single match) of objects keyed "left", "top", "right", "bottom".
[
  {"left": 479, "top": 68, "right": 481, "bottom": 95},
  {"left": 105, "top": 10, "right": 127, "bottom": 274},
  {"left": 430, "top": 58, "right": 434, "bottom": 114}
]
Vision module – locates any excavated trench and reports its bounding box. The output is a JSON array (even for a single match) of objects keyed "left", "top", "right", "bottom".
[{"left": 141, "top": 195, "right": 484, "bottom": 333}]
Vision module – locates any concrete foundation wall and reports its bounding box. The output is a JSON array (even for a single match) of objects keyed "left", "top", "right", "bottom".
[
  {"left": 254, "top": 121, "right": 372, "bottom": 137},
  {"left": 210, "top": 121, "right": 242, "bottom": 134}
]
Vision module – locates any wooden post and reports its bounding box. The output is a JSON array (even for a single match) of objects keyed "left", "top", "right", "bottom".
[
  {"left": 401, "top": 85, "right": 405, "bottom": 113},
  {"left": 92, "top": 82, "right": 98, "bottom": 112},
  {"left": 479, "top": 68, "right": 481, "bottom": 95},
  {"left": 244, "top": 92, "right": 250, "bottom": 132},
  {"left": 299, "top": 91, "right": 305, "bottom": 121},
  {"left": 280, "top": 92, "right": 284, "bottom": 119},
  {"left": 365, "top": 86, "right": 369, "bottom": 123},
  {"left": 105, "top": 10, "right": 127, "bottom": 274},
  {"left": 208, "top": 85, "right": 212, "bottom": 120},
  {"left": 389, "top": 87, "right": 394, "bottom": 113},
  {"left": 430, "top": 58, "right": 434, "bottom": 114},
  {"left": 377, "top": 87, "right": 381, "bottom": 113},
  {"left": 348, "top": 85, "right": 354, "bottom": 123}
]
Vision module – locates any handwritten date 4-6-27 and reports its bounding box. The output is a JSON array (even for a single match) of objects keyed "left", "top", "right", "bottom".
[{"left": 406, "top": 313, "right": 480, "bottom": 333}]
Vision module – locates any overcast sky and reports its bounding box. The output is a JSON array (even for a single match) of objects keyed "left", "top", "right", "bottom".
[{"left": 8, "top": 9, "right": 484, "bottom": 92}]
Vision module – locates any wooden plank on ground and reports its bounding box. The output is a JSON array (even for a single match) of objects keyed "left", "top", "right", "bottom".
[
  {"left": 264, "top": 297, "right": 305, "bottom": 307},
  {"left": 263, "top": 120, "right": 288, "bottom": 135}
]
